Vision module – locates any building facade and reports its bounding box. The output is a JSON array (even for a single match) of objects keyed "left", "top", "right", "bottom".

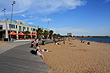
[
  {"left": 0, "top": 19, "right": 39, "bottom": 40},
  {"left": 67, "top": 33, "right": 73, "bottom": 37}
]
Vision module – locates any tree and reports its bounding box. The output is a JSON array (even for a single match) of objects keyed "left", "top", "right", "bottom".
[
  {"left": 57, "top": 33, "right": 61, "bottom": 38},
  {"left": 24, "top": 31, "right": 30, "bottom": 39},
  {"left": 53, "top": 33, "right": 57, "bottom": 39},
  {"left": 49, "top": 30, "right": 53, "bottom": 39},
  {"left": 36, "top": 28, "right": 43, "bottom": 40},
  {"left": 43, "top": 30, "right": 49, "bottom": 39}
]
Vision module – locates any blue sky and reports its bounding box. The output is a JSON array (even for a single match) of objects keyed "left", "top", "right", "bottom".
[{"left": 0, "top": 0, "right": 110, "bottom": 36}]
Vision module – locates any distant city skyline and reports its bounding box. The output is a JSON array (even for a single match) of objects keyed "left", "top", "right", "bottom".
[{"left": 0, "top": 0, "right": 110, "bottom": 36}]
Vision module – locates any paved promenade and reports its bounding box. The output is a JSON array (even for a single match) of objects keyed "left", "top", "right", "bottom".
[{"left": 0, "top": 40, "right": 53, "bottom": 73}]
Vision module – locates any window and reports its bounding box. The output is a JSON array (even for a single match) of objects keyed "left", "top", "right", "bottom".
[
  {"left": 0, "top": 25, "right": 2, "bottom": 30},
  {"left": 19, "top": 26, "right": 21, "bottom": 31},
  {"left": 33, "top": 28, "right": 35, "bottom": 31},
  {"left": 20, "top": 22, "right": 22, "bottom": 24},
  {"left": 27, "top": 27, "right": 29, "bottom": 31},
  {"left": 9, "top": 24, "right": 11, "bottom": 28},
  {"left": 9, "top": 24, "right": 15, "bottom": 28},
  {"left": 16, "top": 25, "right": 17, "bottom": 28},
  {"left": 23, "top": 27, "right": 25, "bottom": 31}
]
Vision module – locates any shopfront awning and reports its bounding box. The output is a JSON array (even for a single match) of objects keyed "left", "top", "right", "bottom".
[
  {"left": 32, "top": 33, "right": 37, "bottom": 36},
  {"left": 18, "top": 32, "right": 25, "bottom": 35},
  {"left": 8, "top": 31, "right": 17, "bottom": 35},
  {"left": 27, "top": 33, "right": 31, "bottom": 36}
]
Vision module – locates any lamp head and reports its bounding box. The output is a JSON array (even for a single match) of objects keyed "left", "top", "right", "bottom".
[
  {"left": 13, "top": 1, "right": 15, "bottom": 4},
  {"left": 4, "top": 8, "right": 6, "bottom": 10},
  {"left": 2, "top": 8, "right": 6, "bottom": 11}
]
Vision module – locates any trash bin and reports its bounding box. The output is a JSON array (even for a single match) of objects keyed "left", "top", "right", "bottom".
[
  {"left": 42, "top": 40, "right": 45, "bottom": 45},
  {"left": 4, "top": 38, "right": 8, "bottom": 41}
]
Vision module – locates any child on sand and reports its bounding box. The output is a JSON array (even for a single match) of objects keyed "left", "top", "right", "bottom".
[{"left": 63, "top": 41, "right": 65, "bottom": 44}]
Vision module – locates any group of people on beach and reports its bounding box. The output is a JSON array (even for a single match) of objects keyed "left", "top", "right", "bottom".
[
  {"left": 80, "top": 39, "right": 103, "bottom": 45},
  {"left": 54, "top": 39, "right": 66, "bottom": 45},
  {"left": 30, "top": 37, "right": 67, "bottom": 59},
  {"left": 80, "top": 39, "right": 90, "bottom": 45},
  {"left": 30, "top": 37, "right": 38, "bottom": 48},
  {"left": 30, "top": 38, "right": 51, "bottom": 59}
]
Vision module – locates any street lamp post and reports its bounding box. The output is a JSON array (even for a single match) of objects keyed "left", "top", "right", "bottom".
[
  {"left": 57, "top": 27, "right": 58, "bottom": 34},
  {"left": 47, "top": 21, "right": 49, "bottom": 29},
  {"left": 2, "top": 8, "right": 9, "bottom": 41},
  {"left": 10, "top": 1, "right": 15, "bottom": 40},
  {"left": 47, "top": 21, "right": 49, "bottom": 39}
]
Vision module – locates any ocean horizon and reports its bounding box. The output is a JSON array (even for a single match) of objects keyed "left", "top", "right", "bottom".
[{"left": 76, "top": 37, "right": 110, "bottom": 44}]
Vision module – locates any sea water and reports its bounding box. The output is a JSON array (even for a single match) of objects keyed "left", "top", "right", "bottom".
[{"left": 76, "top": 37, "right": 110, "bottom": 44}]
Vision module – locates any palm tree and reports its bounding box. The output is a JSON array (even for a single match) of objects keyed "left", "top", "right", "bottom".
[
  {"left": 24, "top": 31, "right": 30, "bottom": 39},
  {"left": 43, "top": 30, "right": 49, "bottom": 39},
  {"left": 53, "top": 33, "right": 57, "bottom": 39},
  {"left": 36, "top": 28, "right": 43, "bottom": 40},
  {"left": 57, "top": 33, "right": 61, "bottom": 38},
  {"left": 49, "top": 30, "right": 53, "bottom": 39}
]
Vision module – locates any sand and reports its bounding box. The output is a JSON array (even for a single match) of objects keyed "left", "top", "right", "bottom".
[
  {"left": 40, "top": 38, "right": 110, "bottom": 73},
  {"left": 0, "top": 41, "right": 11, "bottom": 47}
]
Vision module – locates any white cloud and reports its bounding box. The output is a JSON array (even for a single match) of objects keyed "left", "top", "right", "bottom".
[
  {"left": 41, "top": 18, "right": 52, "bottom": 22},
  {"left": 28, "top": 22, "right": 33, "bottom": 24},
  {"left": 0, "top": 0, "right": 86, "bottom": 15},
  {"left": 105, "top": 0, "right": 110, "bottom": 2},
  {"left": 30, "top": 0, "right": 86, "bottom": 14},
  {"left": 23, "top": 17, "right": 38, "bottom": 21},
  {"left": 51, "top": 27, "right": 110, "bottom": 36},
  {"left": 29, "top": 15, "right": 33, "bottom": 18},
  {"left": 21, "top": 14, "right": 26, "bottom": 17},
  {"left": 0, "top": 0, "right": 32, "bottom": 15}
]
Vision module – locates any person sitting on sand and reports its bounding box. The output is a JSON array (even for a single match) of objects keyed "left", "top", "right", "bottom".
[
  {"left": 55, "top": 43, "right": 61, "bottom": 45},
  {"left": 63, "top": 41, "right": 65, "bottom": 44},
  {"left": 33, "top": 46, "right": 44, "bottom": 59},
  {"left": 101, "top": 40, "right": 103, "bottom": 43},
  {"left": 81, "top": 39, "right": 83, "bottom": 43},
  {"left": 54, "top": 39, "right": 56, "bottom": 43},
  {"left": 87, "top": 42, "right": 90, "bottom": 45},
  {"left": 40, "top": 49, "right": 52, "bottom": 53},
  {"left": 37, "top": 50, "right": 44, "bottom": 59}
]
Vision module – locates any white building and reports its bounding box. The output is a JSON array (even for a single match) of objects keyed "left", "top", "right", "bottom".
[
  {"left": 0, "top": 19, "right": 39, "bottom": 40},
  {"left": 67, "top": 33, "right": 73, "bottom": 37}
]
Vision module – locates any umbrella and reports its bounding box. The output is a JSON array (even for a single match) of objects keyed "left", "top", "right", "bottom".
[
  {"left": 32, "top": 33, "right": 37, "bottom": 36},
  {"left": 18, "top": 32, "right": 25, "bottom": 35},
  {"left": 8, "top": 31, "right": 17, "bottom": 35},
  {"left": 27, "top": 33, "right": 31, "bottom": 36}
]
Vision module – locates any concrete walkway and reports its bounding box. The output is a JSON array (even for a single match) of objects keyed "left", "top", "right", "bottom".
[
  {"left": 0, "top": 39, "right": 34, "bottom": 54},
  {"left": 0, "top": 40, "right": 53, "bottom": 73}
]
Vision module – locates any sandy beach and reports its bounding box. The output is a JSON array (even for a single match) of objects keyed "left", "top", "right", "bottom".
[{"left": 40, "top": 38, "right": 110, "bottom": 73}]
